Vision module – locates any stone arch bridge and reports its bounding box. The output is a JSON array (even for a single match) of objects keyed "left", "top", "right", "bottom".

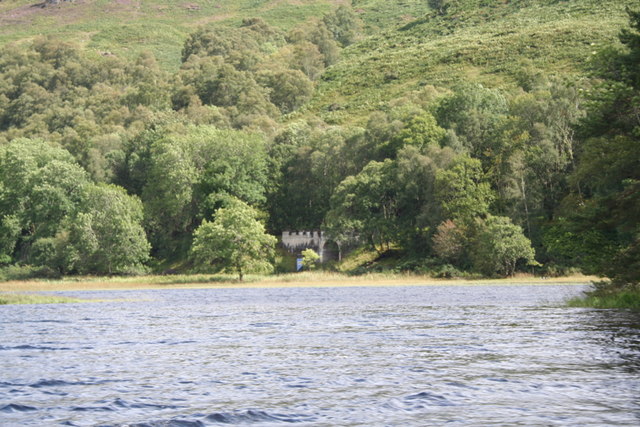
[{"left": 281, "top": 231, "right": 341, "bottom": 263}]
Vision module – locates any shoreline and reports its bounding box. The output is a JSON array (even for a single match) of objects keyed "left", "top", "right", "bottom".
[{"left": 0, "top": 273, "right": 596, "bottom": 293}]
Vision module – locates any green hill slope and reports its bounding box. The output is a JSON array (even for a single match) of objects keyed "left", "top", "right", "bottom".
[
  {"left": 2, "top": 0, "right": 631, "bottom": 86},
  {"left": 0, "top": 0, "right": 340, "bottom": 70},
  {"left": 307, "top": 0, "right": 634, "bottom": 124}
]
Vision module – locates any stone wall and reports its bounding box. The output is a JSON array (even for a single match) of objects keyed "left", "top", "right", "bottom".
[{"left": 281, "top": 231, "right": 336, "bottom": 263}]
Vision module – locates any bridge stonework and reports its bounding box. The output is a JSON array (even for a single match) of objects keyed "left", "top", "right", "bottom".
[{"left": 281, "top": 231, "right": 339, "bottom": 263}]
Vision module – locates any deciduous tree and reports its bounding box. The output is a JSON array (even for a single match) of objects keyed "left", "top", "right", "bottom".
[{"left": 191, "top": 198, "right": 276, "bottom": 280}]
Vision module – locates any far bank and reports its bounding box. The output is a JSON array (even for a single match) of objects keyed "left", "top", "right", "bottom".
[{"left": 0, "top": 272, "right": 595, "bottom": 293}]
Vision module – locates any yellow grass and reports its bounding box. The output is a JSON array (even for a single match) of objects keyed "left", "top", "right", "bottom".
[{"left": 0, "top": 272, "right": 596, "bottom": 293}]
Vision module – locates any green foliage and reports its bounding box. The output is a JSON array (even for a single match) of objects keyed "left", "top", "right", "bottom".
[
  {"left": 436, "top": 83, "right": 508, "bottom": 158},
  {"left": 435, "top": 155, "right": 494, "bottom": 221},
  {"left": 384, "top": 111, "right": 446, "bottom": 157},
  {"left": 322, "top": 5, "right": 362, "bottom": 47},
  {"left": 471, "top": 215, "right": 537, "bottom": 277},
  {"left": 65, "top": 184, "right": 150, "bottom": 275},
  {"left": 0, "top": 138, "right": 150, "bottom": 275},
  {"left": 555, "top": 8, "right": 640, "bottom": 288},
  {"left": 139, "top": 125, "right": 269, "bottom": 257},
  {"left": 301, "top": 248, "right": 320, "bottom": 270},
  {"left": 393, "top": 145, "right": 456, "bottom": 252},
  {"left": 326, "top": 159, "right": 398, "bottom": 253},
  {"left": 257, "top": 69, "right": 314, "bottom": 114},
  {"left": 191, "top": 197, "right": 277, "bottom": 280},
  {"left": 0, "top": 138, "right": 88, "bottom": 261},
  {"left": 267, "top": 125, "right": 369, "bottom": 231}
]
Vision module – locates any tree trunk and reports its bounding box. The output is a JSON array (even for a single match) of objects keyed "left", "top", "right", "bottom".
[{"left": 519, "top": 176, "right": 532, "bottom": 239}]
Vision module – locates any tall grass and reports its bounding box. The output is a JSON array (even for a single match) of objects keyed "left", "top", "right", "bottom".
[{"left": 567, "top": 290, "right": 640, "bottom": 310}]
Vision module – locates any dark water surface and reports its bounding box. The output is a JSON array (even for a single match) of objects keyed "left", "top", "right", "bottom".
[{"left": 2, "top": 284, "right": 640, "bottom": 426}]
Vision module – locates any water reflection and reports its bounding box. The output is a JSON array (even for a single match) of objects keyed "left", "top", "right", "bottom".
[{"left": 1, "top": 284, "right": 640, "bottom": 425}]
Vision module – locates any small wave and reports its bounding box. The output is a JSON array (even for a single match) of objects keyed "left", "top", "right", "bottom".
[
  {"left": 22, "top": 319, "right": 72, "bottom": 324},
  {"left": 30, "top": 379, "right": 75, "bottom": 388},
  {"left": 28, "top": 378, "right": 124, "bottom": 388},
  {"left": 72, "top": 405, "right": 115, "bottom": 412},
  {"left": 205, "top": 410, "right": 314, "bottom": 424},
  {"left": 125, "top": 421, "right": 205, "bottom": 427},
  {"left": 0, "top": 403, "right": 37, "bottom": 412},
  {"left": 405, "top": 391, "right": 455, "bottom": 406},
  {"left": 0, "top": 344, "right": 71, "bottom": 351},
  {"left": 0, "top": 381, "right": 21, "bottom": 387},
  {"left": 487, "top": 377, "right": 510, "bottom": 383},
  {"left": 112, "top": 398, "right": 181, "bottom": 410},
  {"left": 249, "top": 322, "right": 283, "bottom": 328}
]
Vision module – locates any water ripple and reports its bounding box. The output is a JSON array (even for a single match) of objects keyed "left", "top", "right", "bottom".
[
  {"left": 2, "top": 284, "right": 639, "bottom": 426},
  {"left": 0, "top": 403, "right": 37, "bottom": 412}
]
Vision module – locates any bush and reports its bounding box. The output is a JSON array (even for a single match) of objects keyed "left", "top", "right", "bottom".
[
  {"left": 301, "top": 248, "right": 320, "bottom": 270},
  {"left": 430, "top": 264, "right": 464, "bottom": 279},
  {"left": 0, "top": 265, "right": 61, "bottom": 281}
]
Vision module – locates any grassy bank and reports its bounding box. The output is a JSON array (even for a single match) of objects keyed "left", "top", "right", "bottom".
[
  {"left": 567, "top": 288, "right": 640, "bottom": 310},
  {"left": 0, "top": 272, "right": 594, "bottom": 293}
]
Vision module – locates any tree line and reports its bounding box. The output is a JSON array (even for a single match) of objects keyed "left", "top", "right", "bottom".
[{"left": 0, "top": 6, "right": 637, "bottom": 287}]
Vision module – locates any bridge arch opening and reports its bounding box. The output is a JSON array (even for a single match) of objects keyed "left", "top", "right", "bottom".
[{"left": 321, "top": 240, "right": 340, "bottom": 263}]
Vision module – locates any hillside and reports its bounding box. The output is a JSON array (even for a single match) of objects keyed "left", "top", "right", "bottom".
[
  {"left": 1, "top": 1, "right": 631, "bottom": 81},
  {"left": 0, "top": 0, "right": 347, "bottom": 69},
  {"left": 0, "top": 0, "right": 638, "bottom": 282},
  {"left": 308, "top": 0, "right": 633, "bottom": 123},
  {"left": 0, "top": 1, "right": 633, "bottom": 124}
]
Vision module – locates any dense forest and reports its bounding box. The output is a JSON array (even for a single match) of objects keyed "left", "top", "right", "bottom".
[{"left": 0, "top": 1, "right": 638, "bottom": 289}]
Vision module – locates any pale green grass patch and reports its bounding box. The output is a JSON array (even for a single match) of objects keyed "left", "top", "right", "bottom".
[{"left": 0, "top": 292, "right": 87, "bottom": 305}]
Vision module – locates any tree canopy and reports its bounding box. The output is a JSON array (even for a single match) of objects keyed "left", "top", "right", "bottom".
[{"left": 191, "top": 198, "right": 276, "bottom": 280}]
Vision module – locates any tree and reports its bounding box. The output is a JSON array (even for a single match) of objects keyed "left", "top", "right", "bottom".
[
  {"left": 141, "top": 125, "right": 269, "bottom": 256},
  {"left": 471, "top": 215, "right": 537, "bottom": 277},
  {"left": 325, "top": 159, "right": 398, "bottom": 253},
  {"left": 555, "top": 9, "right": 640, "bottom": 288},
  {"left": 432, "top": 220, "right": 465, "bottom": 265},
  {"left": 436, "top": 83, "right": 508, "bottom": 159},
  {"left": 306, "top": 23, "right": 340, "bottom": 66},
  {"left": 393, "top": 145, "right": 456, "bottom": 252},
  {"left": 382, "top": 111, "right": 445, "bottom": 158},
  {"left": 257, "top": 69, "right": 314, "bottom": 114},
  {"left": 0, "top": 138, "right": 89, "bottom": 263},
  {"left": 65, "top": 184, "right": 150, "bottom": 274},
  {"left": 322, "top": 5, "right": 361, "bottom": 47},
  {"left": 267, "top": 125, "right": 365, "bottom": 232},
  {"left": 434, "top": 155, "right": 494, "bottom": 222},
  {"left": 0, "top": 138, "right": 150, "bottom": 273},
  {"left": 290, "top": 41, "right": 325, "bottom": 80},
  {"left": 191, "top": 198, "right": 276, "bottom": 280},
  {"left": 301, "top": 248, "right": 320, "bottom": 270}
]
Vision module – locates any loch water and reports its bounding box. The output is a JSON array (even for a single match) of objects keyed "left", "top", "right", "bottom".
[{"left": 1, "top": 284, "right": 640, "bottom": 426}]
